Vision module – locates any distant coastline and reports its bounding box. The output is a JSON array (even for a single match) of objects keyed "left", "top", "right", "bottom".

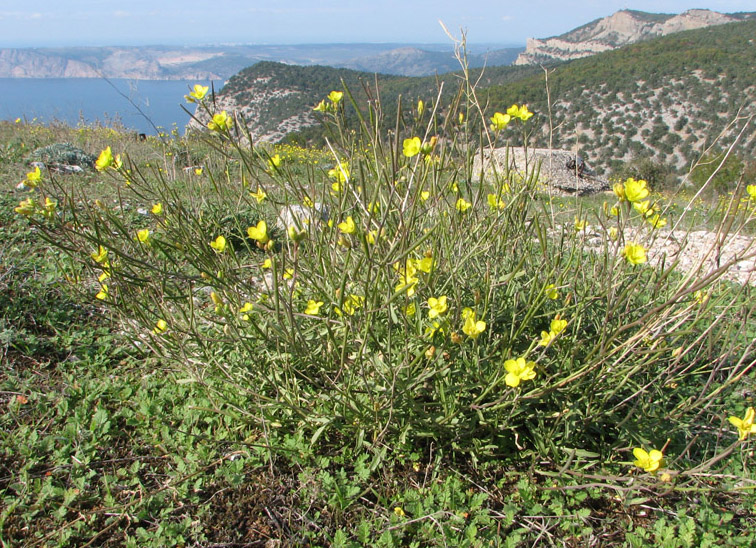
[{"left": 0, "top": 78, "right": 215, "bottom": 135}]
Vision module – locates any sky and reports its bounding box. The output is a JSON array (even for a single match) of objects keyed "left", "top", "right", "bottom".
[{"left": 1, "top": 0, "right": 755, "bottom": 47}]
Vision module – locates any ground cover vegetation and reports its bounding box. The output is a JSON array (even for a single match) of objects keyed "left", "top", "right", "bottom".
[{"left": 2, "top": 44, "right": 756, "bottom": 546}]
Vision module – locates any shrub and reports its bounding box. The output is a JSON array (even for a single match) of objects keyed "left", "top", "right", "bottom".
[{"left": 16, "top": 71, "right": 756, "bottom": 477}]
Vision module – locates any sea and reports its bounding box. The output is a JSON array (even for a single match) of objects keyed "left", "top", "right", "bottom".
[{"left": 0, "top": 78, "right": 221, "bottom": 135}]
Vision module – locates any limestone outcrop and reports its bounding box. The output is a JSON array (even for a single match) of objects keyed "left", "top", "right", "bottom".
[
  {"left": 514, "top": 9, "right": 749, "bottom": 65},
  {"left": 472, "top": 147, "right": 610, "bottom": 195}
]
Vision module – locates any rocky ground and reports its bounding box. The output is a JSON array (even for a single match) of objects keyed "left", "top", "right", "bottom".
[{"left": 643, "top": 228, "right": 755, "bottom": 286}]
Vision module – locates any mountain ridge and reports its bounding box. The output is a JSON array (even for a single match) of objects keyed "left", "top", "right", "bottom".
[
  {"left": 514, "top": 8, "right": 756, "bottom": 65},
  {"left": 0, "top": 43, "right": 523, "bottom": 80}
]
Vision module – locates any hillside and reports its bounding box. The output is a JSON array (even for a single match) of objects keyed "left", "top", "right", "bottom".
[
  {"left": 203, "top": 19, "right": 756, "bottom": 181},
  {"left": 514, "top": 8, "right": 756, "bottom": 65},
  {"left": 336, "top": 46, "right": 523, "bottom": 77},
  {"left": 484, "top": 19, "right": 756, "bottom": 175},
  {"left": 193, "top": 61, "right": 540, "bottom": 142}
]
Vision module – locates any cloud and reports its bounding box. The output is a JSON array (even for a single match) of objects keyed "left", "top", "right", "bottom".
[
  {"left": 113, "top": 10, "right": 130, "bottom": 18},
  {"left": 0, "top": 10, "right": 48, "bottom": 20}
]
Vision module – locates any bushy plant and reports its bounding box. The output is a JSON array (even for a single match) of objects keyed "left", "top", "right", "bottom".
[{"left": 15, "top": 69, "right": 756, "bottom": 482}]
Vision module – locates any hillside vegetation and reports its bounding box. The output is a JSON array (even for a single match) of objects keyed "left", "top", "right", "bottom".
[
  {"left": 485, "top": 20, "right": 756, "bottom": 177},
  {"left": 207, "top": 20, "right": 756, "bottom": 187}
]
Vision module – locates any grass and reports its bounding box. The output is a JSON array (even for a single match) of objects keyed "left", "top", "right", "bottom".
[{"left": 1, "top": 79, "right": 755, "bottom": 548}]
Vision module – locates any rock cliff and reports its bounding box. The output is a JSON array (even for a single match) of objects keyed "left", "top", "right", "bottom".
[{"left": 514, "top": 9, "right": 753, "bottom": 65}]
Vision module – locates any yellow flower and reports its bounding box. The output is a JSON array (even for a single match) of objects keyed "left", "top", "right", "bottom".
[
  {"left": 194, "top": 167, "right": 203, "bottom": 175},
  {"left": 458, "top": 112, "right": 465, "bottom": 124},
  {"left": 633, "top": 200, "right": 653, "bottom": 217},
  {"left": 420, "top": 190, "right": 430, "bottom": 202},
  {"left": 185, "top": 84, "right": 209, "bottom": 103},
  {"left": 14, "top": 196, "right": 37, "bottom": 216},
  {"left": 425, "top": 321, "right": 444, "bottom": 338},
  {"left": 398, "top": 259, "right": 417, "bottom": 278},
  {"left": 153, "top": 319, "right": 168, "bottom": 334},
  {"left": 261, "top": 258, "right": 272, "bottom": 269},
  {"left": 366, "top": 230, "right": 377, "bottom": 244},
  {"left": 91, "top": 246, "right": 109, "bottom": 264},
  {"left": 462, "top": 308, "right": 486, "bottom": 339},
  {"left": 394, "top": 507, "right": 405, "bottom": 518},
  {"left": 403, "top": 137, "right": 422, "bottom": 158},
  {"left": 24, "top": 166, "right": 42, "bottom": 188},
  {"left": 210, "top": 235, "right": 227, "bottom": 253},
  {"left": 207, "top": 111, "right": 232, "bottom": 132},
  {"left": 487, "top": 193, "right": 506, "bottom": 210},
  {"left": 328, "top": 90, "right": 343, "bottom": 104},
  {"left": 250, "top": 188, "right": 267, "bottom": 203},
  {"left": 42, "top": 198, "right": 56, "bottom": 218},
  {"left": 693, "top": 290, "right": 708, "bottom": 304},
  {"left": 747, "top": 185, "right": 756, "bottom": 199},
  {"left": 283, "top": 268, "right": 294, "bottom": 280},
  {"left": 417, "top": 99, "right": 424, "bottom": 117},
  {"left": 609, "top": 205, "right": 620, "bottom": 217},
  {"left": 504, "top": 357, "right": 536, "bottom": 387},
  {"left": 95, "top": 146, "right": 114, "bottom": 171},
  {"left": 506, "top": 104, "right": 533, "bottom": 121},
  {"left": 427, "top": 296, "right": 448, "bottom": 319},
  {"left": 623, "top": 178, "right": 649, "bottom": 203},
  {"left": 239, "top": 302, "right": 254, "bottom": 321},
  {"left": 336, "top": 294, "right": 364, "bottom": 316},
  {"left": 328, "top": 161, "right": 350, "bottom": 184},
  {"left": 623, "top": 242, "right": 647, "bottom": 265},
  {"left": 574, "top": 217, "right": 586, "bottom": 231},
  {"left": 247, "top": 220, "right": 269, "bottom": 244},
  {"left": 151, "top": 202, "right": 163, "bottom": 215},
  {"left": 539, "top": 330, "right": 556, "bottom": 347},
  {"left": 613, "top": 182, "right": 626, "bottom": 201},
  {"left": 268, "top": 154, "right": 282, "bottom": 170},
  {"left": 338, "top": 216, "right": 356, "bottom": 234},
  {"left": 545, "top": 284, "right": 558, "bottom": 300},
  {"left": 633, "top": 448, "right": 664, "bottom": 473},
  {"left": 137, "top": 229, "right": 151, "bottom": 245},
  {"left": 551, "top": 317, "right": 568, "bottom": 335},
  {"left": 490, "top": 112, "right": 511, "bottom": 131},
  {"left": 608, "top": 227, "right": 619, "bottom": 241},
  {"left": 415, "top": 256, "right": 434, "bottom": 274},
  {"left": 729, "top": 408, "right": 756, "bottom": 441},
  {"left": 646, "top": 214, "right": 667, "bottom": 229},
  {"left": 304, "top": 300, "right": 324, "bottom": 315},
  {"left": 539, "top": 317, "right": 567, "bottom": 346},
  {"left": 395, "top": 274, "right": 419, "bottom": 298},
  {"left": 313, "top": 99, "right": 327, "bottom": 112},
  {"left": 405, "top": 303, "right": 416, "bottom": 317},
  {"left": 455, "top": 198, "right": 472, "bottom": 212},
  {"left": 516, "top": 104, "right": 534, "bottom": 121},
  {"left": 95, "top": 284, "right": 108, "bottom": 301},
  {"left": 303, "top": 196, "right": 315, "bottom": 208}
]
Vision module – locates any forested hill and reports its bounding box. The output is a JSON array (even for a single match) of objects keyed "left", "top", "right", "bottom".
[
  {"left": 482, "top": 19, "right": 756, "bottom": 174},
  {"left": 194, "top": 60, "right": 541, "bottom": 142},
  {"left": 203, "top": 20, "right": 756, "bottom": 178}
]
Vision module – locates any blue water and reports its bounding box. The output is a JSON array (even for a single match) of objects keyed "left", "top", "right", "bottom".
[{"left": 0, "top": 78, "right": 221, "bottom": 135}]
